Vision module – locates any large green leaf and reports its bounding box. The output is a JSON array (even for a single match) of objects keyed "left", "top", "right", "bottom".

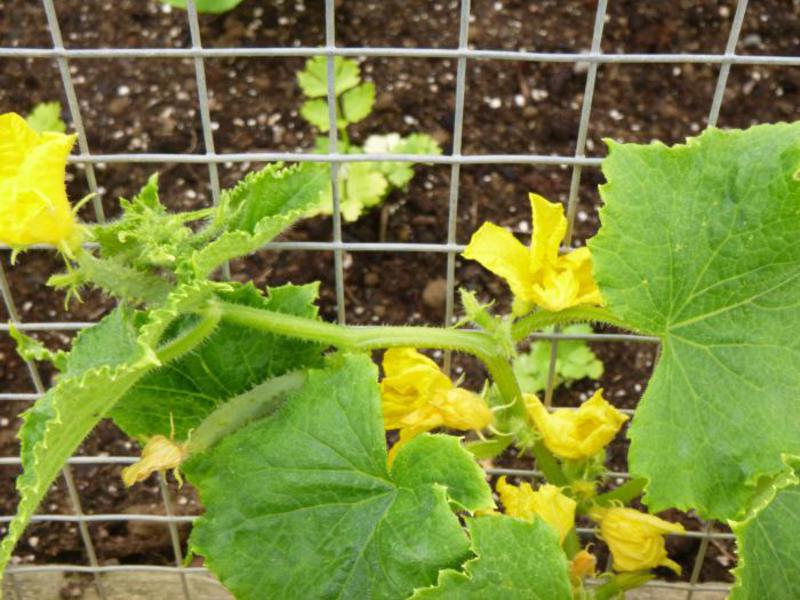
[
  {"left": 413, "top": 515, "right": 572, "bottom": 600},
  {"left": 731, "top": 481, "right": 800, "bottom": 599},
  {"left": 111, "top": 282, "right": 324, "bottom": 440},
  {"left": 185, "top": 354, "right": 493, "bottom": 600},
  {"left": 0, "top": 309, "right": 159, "bottom": 581},
  {"left": 589, "top": 123, "right": 800, "bottom": 519}
]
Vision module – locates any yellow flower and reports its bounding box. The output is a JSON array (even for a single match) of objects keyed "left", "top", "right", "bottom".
[
  {"left": 569, "top": 548, "right": 597, "bottom": 583},
  {"left": 0, "top": 112, "right": 82, "bottom": 253},
  {"left": 591, "top": 506, "right": 685, "bottom": 574},
  {"left": 381, "top": 347, "right": 493, "bottom": 463},
  {"left": 122, "top": 435, "right": 187, "bottom": 487},
  {"left": 463, "top": 193, "right": 602, "bottom": 314},
  {"left": 496, "top": 476, "right": 576, "bottom": 543},
  {"left": 525, "top": 389, "right": 628, "bottom": 460}
]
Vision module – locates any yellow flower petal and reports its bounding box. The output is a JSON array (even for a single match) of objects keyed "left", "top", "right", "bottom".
[
  {"left": 591, "top": 507, "right": 684, "bottom": 574},
  {"left": 380, "top": 348, "right": 452, "bottom": 429},
  {"left": 529, "top": 193, "right": 567, "bottom": 274},
  {"left": 463, "top": 222, "right": 536, "bottom": 304},
  {"left": 462, "top": 192, "right": 603, "bottom": 314},
  {"left": 121, "top": 435, "right": 187, "bottom": 487},
  {"left": 560, "top": 246, "right": 604, "bottom": 306},
  {"left": 570, "top": 549, "right": 597, "bottom": 583},
  {"left": 525, "top": 390, "right": 628, "bottom": 460},
  {"left": 496, "top": 476, "right": 576, "bottom": 543},
  {"left": 0, "top": 112, "right": 81, "bottom": 250},
  {"left": 380, "top": 348, "right": 492, "bottom": 463}
]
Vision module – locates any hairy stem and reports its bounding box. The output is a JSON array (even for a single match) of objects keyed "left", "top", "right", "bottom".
[
  {"left": 217, "top": 301, "right": 565, "bottom": 477},
  {"left": 186, "top": 371, "right": 306, "bottom": 455},
  {"left": 219, "top": 302, "right": 529, "bottom": 424},
  {"left": 156, "top": 305, "right": 221, "bottom": 364},
  {"left": 511, "top": 305, "right": 634, "bottom": 342}
]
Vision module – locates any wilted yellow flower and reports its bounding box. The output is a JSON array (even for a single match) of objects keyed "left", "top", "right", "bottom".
[
  {"left": 0, "top": 112, "right": 83, "bottom": 253},
  {"left": 496, "top": 476, "right": 576, "bottom": 543},
  {"left": 591, "top": 506, "right": 685, "bottom": 574},
  {"left": 569, "top": 548, "right": 597, "bottom": 583},
  {"left": 525, "top": 389, "right": 628, "bottom": 460},
  {"left": 381, "top": 347, "right": 493, "bottom": 462},
  {"left": 122, "top": 435, "right": 187, "bottom": 487},
  {"left": 463, "top": 193, "right": 602, "bottom": 314}
]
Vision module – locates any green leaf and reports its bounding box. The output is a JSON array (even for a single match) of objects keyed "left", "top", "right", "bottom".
[
  {"left": 0, "top": 309, "right": 159, "bottom": 581},
  {"left": 513, "top": 325, "right": 603, "bottom": 394},
  {"left": 341, "top": 162, "right": 389, "bottom": 220},
  {"left": 9, "top": 324, "right": 67, "bottom": 371},
  {"left": 190, "top": 162, "right": 328, "bottom": 277},
  {"left": 111, "top": 282, "right": 324, "bottom": 440},
  {"left": 390, "top": 434, "right": 495, "bottom": 513},
  {"left": 161, "top": 0, "right": 245, "bottom": 14},
  {"left": 412, "top": 515, "right": 572, "bottom": 600},
  {"left": 731, "top": 489, "right": 800, "bottom": 599},
  {"left": 342, "top": 82, "right": 375, "bottom": 124},
  {"left": 25, "top": 101, "right": 66, "bottom": 133},
  {"left": 588, "top": 123, "right": 800, "bottom": 520},
  {"left": 297, "top": 55, "right": 360, "bottom": 99},
  {"left": 299, "top": 98, "right": 348, "bottom": 133},
  {"left": 367, "top": 132, "right": 442, "bottom": 189},
  {"left": 185, "top": 354, "right": 490, "bottom": 600}
]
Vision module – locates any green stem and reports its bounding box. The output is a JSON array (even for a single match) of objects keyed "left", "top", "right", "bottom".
[
  {"left": 511, "top": 305, "right": 634, "bottom": 342},
  {"left": 186, "top": 371, "right": 306, "bottom": 455},
  {"left": 156, "top": 305, "right": 221, "bottom": 364},
  {"left": 531, "top": 441, "right": 567, "bottom": 486},
  {"left": 217, "top": 301, "right": 565, "bottom": 482},
  {"left": 593, "top": 477, "right": 647, "bottom": 508},
  {"left": 563, "top": 528, "right": 581, "bottom": 559}
]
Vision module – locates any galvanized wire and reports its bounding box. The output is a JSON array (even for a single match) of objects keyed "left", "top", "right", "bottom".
[{"left": 0, "top": 0, "right": 775, "bottom": 595}]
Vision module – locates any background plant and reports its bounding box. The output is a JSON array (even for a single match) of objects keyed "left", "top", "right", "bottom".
[
  {"left": 513, "top": 324, "right": 604, "bottom": 395},
  {"left": 297, "top": 55, "right": 442, "bottom": 222}
]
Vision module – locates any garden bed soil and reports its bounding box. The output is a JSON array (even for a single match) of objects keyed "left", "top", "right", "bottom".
[{"left": 1, "top": 0, "right": 798, "bottom": 595}]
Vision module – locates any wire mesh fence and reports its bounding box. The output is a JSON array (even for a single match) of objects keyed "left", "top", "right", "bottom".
[{"left": 1, "top": 0, "right": 795, "bottom": 597}]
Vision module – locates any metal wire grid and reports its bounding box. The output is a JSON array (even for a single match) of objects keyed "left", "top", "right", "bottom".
[{"left": 0, "top": 0, "right": 776, "bottom": 596}]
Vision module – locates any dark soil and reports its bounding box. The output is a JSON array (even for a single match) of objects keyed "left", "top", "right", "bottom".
[{"left": 1, "top": 0, "right": 798, "bottom": 591}]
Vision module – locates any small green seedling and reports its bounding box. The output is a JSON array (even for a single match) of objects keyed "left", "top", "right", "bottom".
[
  {"left": 297, "top": 56, "right": 442, "bottom": 221},
  {"left": 25, "top": 101, "right": 67, "bottom": 134},
  {"left": 513, "top": 324, "right": 604, "bottom": 394}
]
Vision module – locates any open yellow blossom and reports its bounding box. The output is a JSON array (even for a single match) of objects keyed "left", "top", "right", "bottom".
[
  {"left": 525, "top": 389, "right": 628, "bottom": 460},
  {"left": 381, "top": 347, "right": 493, "bottom": 463},
  {"left": 591, "top": 506, "right": 684, "bottom": 574},
  {"left": 0, "top": 112, "right": 83, "bottom": 254},
  {"left": 463, "top": 193, "right": 602, "bottom": 314},
  {"left": 496, "top": 476, "right": 576, "bottom": 543},
  {"left": 122, "top": 435, "right": 188, "bottom": 487}
]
